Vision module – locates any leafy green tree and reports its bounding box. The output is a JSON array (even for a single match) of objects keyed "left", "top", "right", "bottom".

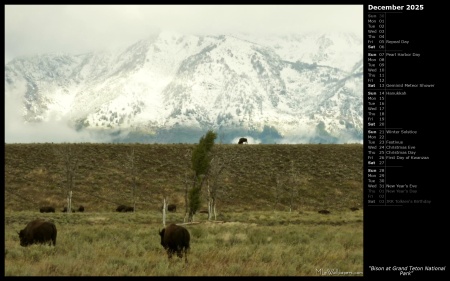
[
  {"left": 188, "top": 185, "right": 202, "bottom": 218},
  {"left": 191, "top": 130, "right": 216, "bottom": 177},
  {"left": 188, "top": 130, "right": 217, "bottom": 221}
]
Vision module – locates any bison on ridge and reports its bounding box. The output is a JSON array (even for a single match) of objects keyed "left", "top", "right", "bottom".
[
  {"left": 159, "top": 224, "right": 190, "bottom": 263},
  {"left": 18, "top": 219, "right": 57, "bottom": 247},
  {"left": 238, "top": 137, "right": 248, "bottom": 144}
]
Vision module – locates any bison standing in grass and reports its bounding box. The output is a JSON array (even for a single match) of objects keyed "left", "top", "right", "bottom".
[
  {"left": 159, "top": 224, "right": 190, "bottom": 263},
  {"left": 116, "top": 205, "right": 126, "bottom": 212},
  {"left": 168, "top": 204, "right": 176, "bottom": 212},
  {"left": 160, "top": 204, "right": 176, "bottom": 213},
  {"left": 116, "top": 205, "right": 134, "bottom": 212},
  {"left": 18, "top": 219, "right": 57, "bottom": 247},
  {"left": 39, "top": 206, "right": 55, "bottom": 213}
]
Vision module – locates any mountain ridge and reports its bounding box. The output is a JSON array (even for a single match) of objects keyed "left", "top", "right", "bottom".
[{"left": 5, "top": 30, "right": 363, "bottom": 144}]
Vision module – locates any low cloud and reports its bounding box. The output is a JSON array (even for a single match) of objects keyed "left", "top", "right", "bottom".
[
  {"left": 5, "top": 91, "right": 113, "bottom": 143},
  {"left": 230, "top": 136, "right": 262, "bottom": 145}
]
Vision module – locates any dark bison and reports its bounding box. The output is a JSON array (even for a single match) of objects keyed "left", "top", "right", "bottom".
[
  {"left": 39, "top": 206, "right": 55, "bottom": 213},
  {"left": 318, "top": 209, "right": 331, "bottom": 214},
  {"left": 168, "top": 204, "right": 176, "bottom": 212},
  {"left": 18, "top": 219, "right": 57, "bottom": 247},
  {"left": 159, "top": 224, "right": 190, "bottom": 263},
  {"left": 349, "top": 207, "right": 359, "bottom": 211},
  {"left": 116, "top": 205, "right": 134, "bottom": 212},
  {"left": 160, "top": 204, "right": 176, "bottom": 213},
  {"left": 238, "top": 137, "right": 248, "bottom": 144},
  {"left": 62, "top": 207, "right": 76, "bottom": 213},
  {"left": 116, "top": 205, "right": 127, "bottom": 212},
  {"left": 78, "top": 205, "right": 85, "bottom": 212}
]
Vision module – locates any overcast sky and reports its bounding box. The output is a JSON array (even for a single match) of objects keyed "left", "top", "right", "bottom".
[{"left": 5, "top": 5, "right": 363, "bottom": 64}]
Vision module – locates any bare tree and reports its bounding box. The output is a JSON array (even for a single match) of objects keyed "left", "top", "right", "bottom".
[
  {"left": 286, "top": 160, "right": 310, "bottom": 212},
  {"left": 206, "top": 178, "right": 214, "bottom": 220},
  {"left": 125, "top": 148, "right": 138, "bottom": 213},
  {"left": 205, "top": 150, "right": 237, "bottom": 220},
  {"left": 56, "top": 144, "right": 78, "bottom": 214},
  {"left": 162, "top": 197, "right": 167, "bottom": 227},
  {"left": 181, "top": 148, "right": 195, "bottom": 223},
  {"left": 285, "top": 160, "right": 298, "bottom": 212},
  {"left": 162, "top": 174, "right": 175, "bottom": 226},
  {"left": 274, "top": 160, "right": 306, "bottom": 212},
  {"left": 273, "top": 174, "right": 283, "bottom": 209}
]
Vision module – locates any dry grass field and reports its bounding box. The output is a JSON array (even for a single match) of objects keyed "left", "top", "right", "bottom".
[
  {"left": 5, "top": 143, "right": 363, "bottom": 213},
  {"left": 4, "top": 143, "right": 363, "bottom": 276}
]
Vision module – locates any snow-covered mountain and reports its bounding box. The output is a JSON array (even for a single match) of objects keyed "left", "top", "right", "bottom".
[{"left": 5, "top": 31, "right": 363, "bottom": 144}]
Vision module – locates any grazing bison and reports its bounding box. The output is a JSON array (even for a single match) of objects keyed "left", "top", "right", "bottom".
[
  {"left": 116, "top": 205, "right": 127, "bottom": 212},
  {"left": 159, "top": 224, "right": 190, "bottom": 263},
  {"left": 349, "top": 207, "right": 359, "bottom": 211},
  {"left": 318, "top": 209, "right": 331, "bottom": 214},
  {"left": 168, "top": 204, "right": 176, "bottom": 212},
  {"left": 238, "top": 137, "right": 248, "bottom": 144},
  {"left": 117, "top": 205, "right": 134, "bottom": 212},
  {"left": 78, "top": 205, "right": 85, "bottom": 212},
  {"left": 18, "top": 219, "right": 57, "bottom": 247},
  {"left": 39, "top": 206, "right": 55, "bottom": 213}
]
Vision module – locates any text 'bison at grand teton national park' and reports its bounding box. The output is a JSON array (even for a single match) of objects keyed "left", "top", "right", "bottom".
[
  {"left": 159, "top": 224, "right": 190, "bottom": 263},
  {"left": 17, "top": 219, "right": 57, "bottom": 247}
]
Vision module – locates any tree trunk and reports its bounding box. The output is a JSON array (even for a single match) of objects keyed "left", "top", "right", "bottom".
[
  {"left": 162, "top": 198, "right": 166, "bottom": 227},
  {"left": 212, "top": 197, "right": 217, "bottom": 221},
  {"left": 207, "top": 200, "right": 212, "bottom": 221},
  {"left": 67, "top": 191, "right": 73, "bottom": 214},
  {"left": 132, "top": 182, "right": 136, "bottom": 213},
  {"left": 184, "top": 173, "right": 189, "bottom": 223},
  {"left": 207, "top": 179, "right": 211, "bottom": 220}
]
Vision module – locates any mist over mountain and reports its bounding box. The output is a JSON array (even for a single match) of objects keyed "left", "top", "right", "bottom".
[{"left": 5, "top": 31, "right": 363, "bottom": 144}]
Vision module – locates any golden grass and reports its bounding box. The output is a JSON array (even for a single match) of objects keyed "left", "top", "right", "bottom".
[
  {"left": 5, "top": 210, "right": 363, "bottom": 276},
  {"left": 5, "top": 143, "right": 363, "bottom": 276}
]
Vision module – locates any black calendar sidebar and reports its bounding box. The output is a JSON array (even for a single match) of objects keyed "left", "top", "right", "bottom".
[{"left": 364, "top": 2, "right": 447, "bottom": 279}]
